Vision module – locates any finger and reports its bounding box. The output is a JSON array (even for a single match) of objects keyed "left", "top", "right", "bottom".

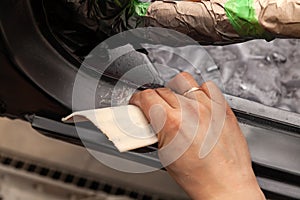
[
  {"left": 167, "top": 72, "right": 211, "bottom": 106},
  {"left": 200, "top": 81, "right": 235, "bottom": 118},
  {"left": 167, "top": 72, "right": 199, "bottom": 94},
  {"left": 198, "top": 81, "right": 229, "bottom": 108},
  {"left": 155, "top": 88, "right": 180, "bottom": 109},
  {"left": 129, "top": 89, "right": 170, "bottom": 122},
  {"left": 197, "top": 81, "right": 222, "bottom": 102}
]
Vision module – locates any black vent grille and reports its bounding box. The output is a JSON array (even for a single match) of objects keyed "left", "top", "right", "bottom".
[{"left": 0, "top": 152, "right": 165, "bottom": 200}]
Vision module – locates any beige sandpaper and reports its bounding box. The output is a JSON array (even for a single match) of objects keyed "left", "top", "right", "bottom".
[{"left": 62, "top": 105, "right": 158, "bottom": 152}]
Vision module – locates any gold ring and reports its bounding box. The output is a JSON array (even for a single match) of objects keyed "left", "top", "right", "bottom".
[{"left": 183, "top": 87, "right": 202, "bottom": 96}]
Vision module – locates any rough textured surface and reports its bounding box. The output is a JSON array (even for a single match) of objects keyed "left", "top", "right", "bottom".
[
  {"left": 144, "top": 39, "right": 300, "bottom": 114},
  {"left": 204, "top": 38, "right": 300, "bottom": 113}
]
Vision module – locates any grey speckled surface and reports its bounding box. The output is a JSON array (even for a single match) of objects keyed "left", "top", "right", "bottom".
[
  {"left": 205, "top": 39, "right": 300, "bottom": 113},
  {"left": 144, "top": 39, "right": 300, "bottom": 114}
]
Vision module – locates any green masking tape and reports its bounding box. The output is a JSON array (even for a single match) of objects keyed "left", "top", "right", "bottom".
[
  {"left": 225, "top": 0, "right": 273, "bottom": 39},
  {"left": 133, "top": 0, "right": 150, "bottom": 16}
]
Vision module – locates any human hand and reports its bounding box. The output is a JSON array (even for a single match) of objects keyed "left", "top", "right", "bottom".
[{"left": 130, "top": 72, "right": 265, "bottom": 200}]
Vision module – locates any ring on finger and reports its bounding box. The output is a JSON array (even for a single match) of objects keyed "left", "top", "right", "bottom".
[{"left": 182, "top": 87, "right": 202, "bottom": 96}]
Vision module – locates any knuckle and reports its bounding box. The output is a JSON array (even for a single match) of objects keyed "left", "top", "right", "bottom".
[
  {"left": 226, "top": 105, "right": 237, "bottom": 119},
  {"left": 129, "top": 93, "right": 136, "bottom": 101},
  {"left": 195, "top": 90, "right": 207, "bottom": 100},
  {"left": 180, "top": 71, "right": 192, "bottom": 79},
  {"left": 166, "top": 112, "right": 175, "bottom": 122},
  {"left": 200, "top": 81, "right": 215, "bottom": 92},
  {"left": 143, "top": 89, "right": 155, "bottom": 94},
  {"left": 129, "top": 92, "right": 139, "bottom": 103},
  {"left": 156, "top": 87, "right": 171, "bottom": 92},
  {"left": 167, "top": 114, "right": 181, "bottom": 131},
  {"left": 204, "top": 80, "right": 216, "bottom": 87},
  {"left": 180, "top": 72, "right": 194, "bottom": 83},
  {"left": 198, "top": 103, "right": 211, "bottom": 116},
  {"left": 141, "top": 89, "right": 155, "bottom": 97}
]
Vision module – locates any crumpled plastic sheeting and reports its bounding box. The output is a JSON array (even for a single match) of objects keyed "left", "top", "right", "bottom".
[
  {"left": 146, "top": 1, "right": 243, "bottom": 44},
  {"left": 258, "top": 0, "right": 300, "bottom": 37},
  {"left": 62, "top": 0, "right": 300, "bottom": 44},
  {"left": 147, "top": 0, "right": 300, "bottom": 43},
  {"left": 62, "top": 0, "right": 144, "bottom": 36}
]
